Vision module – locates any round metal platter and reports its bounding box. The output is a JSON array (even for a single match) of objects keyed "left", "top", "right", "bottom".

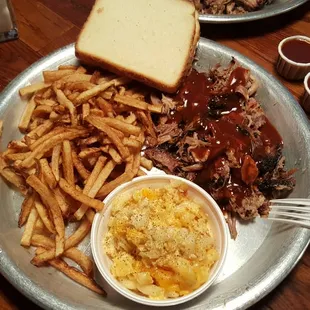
[
  {"left": 0, "top": 39, "right": 309, "bottom": 310},
  {"left": 199, "top": 0, "right": 308, "bottom": 23}
]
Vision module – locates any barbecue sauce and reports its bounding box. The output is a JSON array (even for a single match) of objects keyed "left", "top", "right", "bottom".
[
  {"left": 281, "top": 39, "right": 310, "bottom": 64},
  {"left": 172, "top": 68, "right": 283, "bottom": 208}
]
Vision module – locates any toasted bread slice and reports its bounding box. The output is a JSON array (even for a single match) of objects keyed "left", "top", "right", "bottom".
[{"left": 76, "top": 0, "right": 199, "bottom": 93}]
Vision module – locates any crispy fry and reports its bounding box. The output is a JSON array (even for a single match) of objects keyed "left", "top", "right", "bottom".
[
  {"left": 37, "top": 247, "right": 104, "bottom": 295},
  {"left": 40, "top": 158, "right": 57, "bottom": 188},
  {"left": 82, "top": 103, "right": 90, "bottom": 121},
  {"left": 20, "top": 206, "right": 38, "bottom": 247},
  {"left": 31, "top": 217, "right": 91, "bottom": 265},
  {"left": 26, "top": 175, "right": 65, "bottom": 256},
  {"left": 83, "top": 156, "right": 107, "bottom": 194},
  {"left": 62, "top": 141, "right": 75, "bottom": 185},
  {"left": 19, "top": 95, "right": 37, "bottom": 133},
  {"left": 140, "top": 156, "right": 153, "bottom": 171},
  {"left": 96, "top": 97, "right": 114, "bottom": 116},
  {"left": 71, "top": 149, "right": 90, "bottom": 180},
  {"left": 51, "top": 144, "right": 61, "bottom": 182},
  {"left": 108, "top": 147, "right": 122, "bottom": 164},
  {"left": 74, "top": 160, "right": 115, "bottom": 220},
  {"left": 54, "top": 187, "right": 70, "bottom": 218},
  {"left": 59, "top": 178, "right": 104, "bottom": 211},
  {"left": 34, "top": 196, "right": 56, "bottom": 234},
  {"left": 56, "top": 89, "right": 78, "bottom": 126},
  {"left": 58, "top": 65, "right": 78, "bottom": 70},
  {"left": 32, "top": 105, "right": 53, "bottom": 118},
  {"left": 18, "top": 192, "right": 35, "bottom": 227},
  {"left": 114, "top": 94, "right": 163, "bottom": 113},
  {"left": 137, "top": 169, "right": 147, "bottom": 176},
  {"left": 78, "top": 147, "right": 102, "bottom": 159},
  {"left": 96, "top": 170, "right": 134, "bottom": 199},
  {"left": 90, "top": 70, "right": 101, "bottom": 84},
  {"left": 123, "top": 137, "right": 141, "bottom": 149},
  {"left": 5, "top": 152, "right": 31, "bottom": 161},
  {"left": 21, "top": 128, "right": 89, "bottom": 168},
  {"left": 31, "top": 234, "right": 93, "bottom": 276},
  {"left": 0, "top": 166, "right": 27, "bottom": 195},
  {"left": 99, "top": 117, "right": 141, "bottom": 136},
  {"left": 26, "top": 119, "right": 54, "bottom": 140},
  {"left": 136, "top": 111, "right": 157, "bottom": 140},
  {"left": 60, "top": 73, "right": 92, "bottom": 83},
  {"left": 86, "top": 115, "right": 129, "bottom": 160},
  {"left": 19, "top": 82, "right": 51, "bottom": 97},
  {"left": 43, "top": 70, "right": 76, "bottom": 82},
  {"left": 74, "top": 80, "right": 115, "bottom": 105}
]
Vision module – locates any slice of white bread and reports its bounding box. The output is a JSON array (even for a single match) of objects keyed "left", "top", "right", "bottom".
[{"left": 75, "top": 0, "right": 200, "bottom": 93}]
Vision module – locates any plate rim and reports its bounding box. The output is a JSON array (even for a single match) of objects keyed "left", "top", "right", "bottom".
[
  {"left": 0, "top": 40, "right": 309, "bottom": 310},
  {"left": 198, "top": 0, "right": 308, "bottom": 23}
]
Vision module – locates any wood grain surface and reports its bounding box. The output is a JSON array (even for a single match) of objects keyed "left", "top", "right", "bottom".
[{"left": 0, "top": 1, "right": 309, "bottom": 309}]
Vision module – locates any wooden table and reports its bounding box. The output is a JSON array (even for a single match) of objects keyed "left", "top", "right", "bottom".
[{"left": 0, "top": 1, "right": 309, "bottom": 309}]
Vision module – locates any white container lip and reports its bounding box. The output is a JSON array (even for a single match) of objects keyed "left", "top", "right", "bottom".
[
  {"left": 304, "top": 72, "right": 310, "bottom": 95},
  {"left": 278, "top": 35, "right": 310, "bottom": 67},
  {"left": 91, "top": 175, "right": 228, "bottom": 307}
]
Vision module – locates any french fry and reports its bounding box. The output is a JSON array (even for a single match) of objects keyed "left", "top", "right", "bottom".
[
  {"left": 26, "top": 175, "right": 65, "bottom": 256},
  {"left": 0, "top": 166, "right": 27, "bottom": 195},
  {"left": 59, "top": 73, "right": 92, "bottom": 83},
  {"left": 86, "top": 115, "right": 129, "bottom": 160},
  {"left": 0, "top": 120, "right": 3, "bottom": 138},
  {"left": 36, "top": 247, "right": 104, "bottom": 295},
  {"left": 51, "top": 144, "right": 61, "bottom": 181},
  {"left": 5, "top": 152, "right": 31, "bottom": 161},
  {"left": 114, "top": 94, "right": 163, "bottom": 113},
  {"left": 42, "top": 88, "right": 53, "bottom": 99},
  {"left": 56, "top": 89, "right": 78, "bottom": 126},
  {"left": 32, "top": 105, "right": 53, "bottom": 118},
  {"left": 140, "top": 156, "right": 153, "bottom": 171},
  {"left": 40, "top": 158, "right": 57, "bottom": 188},
  {"left": 21, "top": 128, "right": 89, "bottom": 168},
  {"left": 33, "top": 197, "right": 56, "bottom": 234},
  {"left": 54, "top": 187, "right": 70, "bottom": 218},
  {"left": 99, "top": 117, "right": 141, "bottom": 136},
  {"left": 19, "top": 95, "right": 37, "bottom": 133},
  {"left": 108, "top": 147, "right": 122, "bottom": 164},
  {"left": 71, "top": 149, "right": 90, "bottom": 180},
  {"left": 137, "top": 169, "right": 147, "bottom": 176},
  {"left": 136, "top": 111, "right": 157, "bottom": 140},
  {"left": 34, "top": 217, "right": 46, "bottom": 234},
  {"left": 43, "top": 70, "right": 76, "bottom": 82},
  {"left": 83, "top": 156, "right": 107, "bottom": 194},
  {"left": 58, "top": 65, "right": 78, "bottom": 70},
  {"left": 123, "top": 137, "right": 141, "bottom": 149},
  {"left": 18, "top": 192, "right": 35, "bottom": 227},
  {"left": 62, "top": 141, "right": 75, "bottom": 185},
  {"left": 20, "top": 206, "right": 38, "bottom": 247},
  {"left": 78, "top": 147, "right": 102, "bottom": 160},
  {"left": 19, "top": 82, "right": 51, "bottom": 97},
  {"left": 59, "top": 178, "right": 104, "bottom": 212},
  {"left": 74, "top": 80, "right": 115, "bottom": 105},
  {"left": 26, "top": 119, "right": 54, "bottom": 140},
  {"left": 31, "top": 234, "right": 93, "bottom": 276},
  {"left": 82, "top": 103, "right": 90, "bottom": 121},
  {"left": 31, "top": 217, "right": 91, "bottom": 265},
  {"left": 96, "top": 97, "right": 114, "bottom": 116},
  {"left": 74, "top": 160, "right": 116, "bottom": 220}
]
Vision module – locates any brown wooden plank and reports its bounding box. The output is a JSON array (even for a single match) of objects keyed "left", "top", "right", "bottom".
[
  {"left": 11, "top": 0, "right": 74, "bottom": 51},
  {"left": 0, "top": 40, "right": 40, "bottom": 91},
  {"left": 37, "top": 0, "right": 94, "bottom": 28},
  {"left": 38, "top": 26, "right": 81, "bottom": 57}
]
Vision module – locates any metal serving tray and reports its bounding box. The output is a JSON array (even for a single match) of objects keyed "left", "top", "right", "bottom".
[
  {"left": 0, "top": 38, "right": 309, "bottom": 309},
  {"left": 198, "top": 0, "right": 308, "bottom": 23}
]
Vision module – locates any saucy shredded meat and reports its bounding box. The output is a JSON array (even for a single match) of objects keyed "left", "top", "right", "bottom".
[
  {"left": 145, "top": 60, "right": 295, "bottom": 238},
  {"left": 193, "top": 0, "right": 274, "bottom": 15}
]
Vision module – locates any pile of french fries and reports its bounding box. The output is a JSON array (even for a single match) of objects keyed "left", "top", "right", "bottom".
[{"left": 0, "top": 64, "right": 160, "bottom": 295}]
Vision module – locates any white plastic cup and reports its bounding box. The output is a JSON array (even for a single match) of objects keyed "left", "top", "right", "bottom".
[
  {"left": 276, "top": 35, "right": 310, "bottom": 80},
  {"left": 301, "top": 72, "right": 310, "bottom": 113},
  {"left": 91, "top": 175, "right": 228, "bottom": 307}
]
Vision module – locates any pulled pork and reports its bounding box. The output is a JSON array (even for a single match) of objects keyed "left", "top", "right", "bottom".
[
  {"left": 193, "top": 0, "right": 274, "bottom": 14},
  {"left": 145, "top": 60, "right": 295, "bottom": 238}
]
